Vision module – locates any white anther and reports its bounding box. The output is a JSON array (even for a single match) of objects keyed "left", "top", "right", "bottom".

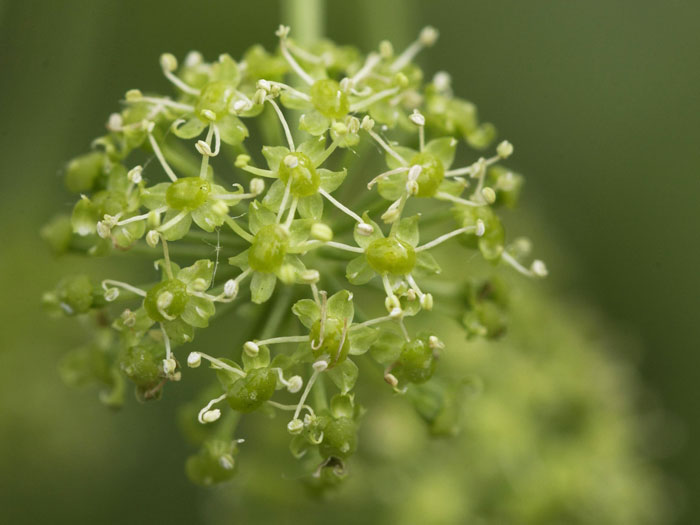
[
  {"left": 200, "top": 109, "right": 217, "bottom": 121},
  {"left": 104, "top": 287, "right": 119, "bottom": 302},
  {"left": 184, "top": 50, "right": 203, "bottom": 67},
  {"left": 146, "top": 230, "right": 160, "bottom": 248},
  {"left": 384, "top": 373, "right": 398, "bottom": 388},
  {"left": 481, "top": 187, "right": 496, "bottom": 204},
  {"left": 428, "top": 335, "right": 445, "bottom": 350},
  {"left": 253, "top": 89, "right": 267, "bottom": 105},
  {"left": 127, "top": 166, "right": 143, "bottom": 184},
  {"left": 121, "top": 309, "right": 136, "bottom": 327},
  {"left": 224, "top": 279, "right": 238, "bottom": 298},
  {"left": 243, "top": 341, "right": 259, "bottom": 357},
  {"left": 433, "top": 71, "right": 452, "bottom": 92},
  {"left": 107, "top": 113, "right": 123, "bottom": 131},
  {"left": 159, "top": 53, "right": 178, "bottom": 72},
  {"left": 283, "top": 154, "right": 298, "bottom": 169},
  {"left": 219, "top": 455, "right": 234, "bottom": 470},
  {"left": 406, "top": 289, "right": 417, "bottom": 301},
  {"left": 275, "top": 25, "right": 290, "bottom": 39},
  {"left": 409, "top": 110, "right": 426, "bottom": 127},
  {"left": 163, "top": 357, "right": 177, "bottom": 375},
  {"left": 361, "top": 115, "right": 375, "bottom": 132},
  {"left": 357, "top": 222, "right": 374, "bottom": 236},
  {"left": 235, "top": 154, "right": 251, "bottom": 168},
  {"left": 287, "top": 418, "right": 304, "bottom": 434},
  {"left": 96, "top": 221, "right": 111, "bottom": 239},
  {"left": 286, "top": 375, "right": 303, "bottom": 394},
  {"left": 531, "top": 259, "right": 548, "bottom": 277},
  {"left": 202, "top": 409, "right": 221, "bottom": 423},
  {"left": 379, "top": 40, "right": 394, "bottom": 58},
  {"left": 497, "top": 140, "right": 514, "bottom": 159},
  {"left": 339, "top": 77, "right": 353, "bottom": 92},
  {"left": 256, "top": 79, "right": 272, "bottom": 92},
  {"left": 476, "top": 219, "right": 486, "bottom": 237},
  {"left": 419, "top": 26, "right": 439, "bottom": 47},
  {"left": 157, "top": 291, "right": 173, "bottom": 310},
  {"left": 347, "top": 116, "right": 360, "bottom": 134},
  {"left": 125, "top": 89, "right": 142, "bottom": 101},
  {"left": 406, "top": 180, "right": 419, "bottom": 196},
  {"left": 248, "top": 177, "right": 264, "bottom": 196},
  {"left": 279, "top": 264, "right": 296, "bottom": 285},
  {"left": 420, "top": 293, "right": 434, "bottom": 311},
  {"left": 187, "top": 352, "right": 202, "bottom": 368},
  {"left": 389, "top": 307, "right": 403, "bottom": 319},
  {"left": 231, "top": 99, "right": 252, "bottom": 113},
  {"left": 408, "top": 164, "right": 422, "bottom": 181},
  {"left": 313, "top": 359, "right": 329, "bottom": 372},
  {"left": 385, "top": 294, "right": 401, "bottom": 312},
  {"left": 311, "top": 222, "right": 333, "bottom": 242},
  {"left": 300, "top": 269, "right": 320, "bottom": 284},
  {"left": 195, "top": 140, "right": 213, "bottom": 156}
]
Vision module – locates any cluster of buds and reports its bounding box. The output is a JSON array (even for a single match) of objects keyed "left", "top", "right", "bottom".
[{"left": 43, "top": 25, "right": 546, "bottom": 487}]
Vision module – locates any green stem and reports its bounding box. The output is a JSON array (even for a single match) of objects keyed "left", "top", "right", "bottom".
[{"left": 282, "top": 0, "right": 324, "bottom": 45}]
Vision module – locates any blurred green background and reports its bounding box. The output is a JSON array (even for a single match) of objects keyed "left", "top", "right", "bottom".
[{"left": 1, "top": 0, "right": 698, "bottom": 523}]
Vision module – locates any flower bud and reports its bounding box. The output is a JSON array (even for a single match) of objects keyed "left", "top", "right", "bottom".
[
  {"left": 347, "top": 116, "right": 360, "bottom": 134},
  {"left": 200, "top": 109, "right": 217, "bottom": 122},
  {"left": 428, "top": 335, "right": 445, "bottom": 350},
  {"left": 360, "top": 116, "right": 375, "bottom": 132},
  {"left": 278, "top": 264, "right": 297, "bottom": 284},
  {"left": 394, "top": 72, "right": 409, "bottom": 88},
  {"left": 311, "top": 222, "right": 333, "bottom": 242},
  {"left": 187, "top": 352, "right": 202, "bottom": 368},
  {"left": 96, "top": 221, "right": 111, "bottom": 239},
  {"left": 433, "top": 71, "right": 451, "bottom": 92},
  {"left": 184, "top": 50, "right": 203, "bottom": 66},
  {"left": 121, "top": 309, "right": 136, "bottom": 327},
  {"left": 497, "top": 140, "right": 514, "bottom": 159},
  {"left": 331, "top": 121, "right": 348, "bottom": 135},
  {"left": 243, "top": 341, "right": 259, "bottom": 357}
]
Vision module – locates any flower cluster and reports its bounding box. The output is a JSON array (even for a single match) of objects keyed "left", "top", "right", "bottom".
[{"left": 43, "top": 26, "right": 546, "bottom": 487}]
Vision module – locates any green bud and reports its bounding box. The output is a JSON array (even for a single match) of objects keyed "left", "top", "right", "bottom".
[
  {"left": 196, "top": 81, "right": 234, "bottom": 120},
  {"left": 226, "top": 367, "right": 276, "bottom": 413},
  {"left": 248, "top": 224, "right": 289, "bottom": 273},
  {"left": 394, "top": 334, "right": 438, "bottom": 384},
  {"left": 310, "top": 79, "right": 349, "bottom": 120},
  {"left": 165, "top": 177, "right": 211, "bottom": 211},
  {"left": 277, "top": 152, "right": 320, "bottom": 197},
  {"left": 119, "top": 338, "right": 164, "bottom": 392},
  {"left": 143, "top": 279, "right": 189, "bottom": 322},
  {"left": 310, "top": 317, "right": 350, "bottom": 367},
  {"left": 41, "top": 214, "right": 73, "bottom": 255},
  {"left": 185, "top": 439, "right": 237, "bottom": 486},
  {"left": 65, "top": 151, "right": 106, "bottom": 193},
  {"left": 366, "top": 236, "right": 416, "bottom": 275},
  {"left": 409, "top": 152, "right": 444, "bottom": 197},
  {"left": 319, "top": 416, "right": 357, "bottom": 459}
]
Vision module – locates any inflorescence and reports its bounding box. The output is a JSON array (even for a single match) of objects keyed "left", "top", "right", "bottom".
[{"left": 43, "top": 25, "right": 546, "bottom": 487}]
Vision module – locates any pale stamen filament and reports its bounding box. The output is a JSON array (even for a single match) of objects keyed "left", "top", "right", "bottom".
[
  {"left": 115, "top": 207, "right": 167, "bottom": 227},
  {"left": 311, "top": 291, "right": 327, "bottom": 351},
  {"left": 351, "top": 52, "right": 381, "bottom": 85},
  {"left": 435, "top": 191, "right": 485, "bottom": 208},
  {"left": 366, "top": 129, "right": 408, "bottom": 166},
  {"left": 256, "top": 335, "right": 310, "bottom": 346},
  {"left": 137, "top": 96, "right": 195, "bottom": 112},
  {"left": 267, "top": 400, "right": 314, "bottom": 416},
  {"left": 198, "top": 394, "right": 227, "bottom": 424},
  {"left": 148, "top": 132, "right": 178, "bottom": 182},
  {"left": 266, "top": 80, "right": 312, "bottom": 101},
  {"left": 197, "top": 352, "right": 247, "bottom": 377},
  {"left": 101, "top": 279, "right": 147, "bottom": 297},
  {"left": 293, "top": 368, "right": 320, "bottom": 420},
  {"left": 223, "top": 216, "right": 254, "bottom": 243},
  {"left": 162, "top": 69, "right": 201, "bottom": 96},
  {"left": 267, "top": 97, "right": 295, "bottom": 151},
  {"left": 279, "top": 34, "right": 315, "bottom": 86},
  {"left": 284, "top": 196, "right": 299, "bottom": 229},
  {"left": 415, "top": 225, "right": 480, "bottom": 252},
  {"left": 324, "top": 241, "right": 365, "bottom": 254},
  {"left": 367, "top": 166, "right": 409, "bottom": 189},
  {"left": 318, "top": 188, "right": 365, "bottom": 225},
  {"left": 277, "top": 177, "right": 293, "bottom": 223},
  {"left": 198, "top": 124, "right": 215, "bottom": 179},
  {"left": 350, "top": 86, "right": 400, "bottom": 113},
  {"left": 160, "top": 323, "right": 172, "bottom": 360}
]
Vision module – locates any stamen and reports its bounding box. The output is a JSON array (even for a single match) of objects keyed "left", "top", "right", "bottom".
[
  {"left": 415, "top": 223, "right": 483, "bottom": 252},
  {"left": 267, "top": 98, "right": 295, "bottom": 151},
  {"left": 318, "top": 189, "right": 370, "bottom": 231},
  {"left": 366, "top": 128, "right": 408, "bottom": 166},
  {"left": 147, "top": 132, "right": 178, "bottom": 182},
  {"left": 349, "top": 86, "right": 400, "bottom": 113},
  {"left": 325, "top": 241, "right": 365, "bottom": 254},
  {"left": 277, "top": 26, "right": 315, "bottom": 86},
  {"left": 367, "top": 166, "right": 409, "bottom": 189},
  {"left": 198, "top": 394, "right": 226, "bottom": 424},
  {"left": 101, "top": 279, "right": 147, "bottom": 297},
  {"left": 435, "top": 191, "right": 485, "bottom": 208},
  {"left": 390, "top": 26, "right": 439, "bottom": 73},
  {"left": 351, "top": 52, "right": 381, "bottom": 85}
]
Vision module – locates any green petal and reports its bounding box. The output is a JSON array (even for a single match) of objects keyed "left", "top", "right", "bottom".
[
  {"left": 250, "top": 272, "right": 276, "bottom": 304},
  {"left": 292, "top": 299, "right": 320, "bottom": 329},
  {"left": 172, "top": 117, "right": 206, "bottom": 139},
  {"left": 395, "top": 215, "right": 420, "bottom": 246},
  {"left": 298, "top": 110, "right": 330, "bottom": 136},
  {"left": 181, "top": 296, "right": 215, "bottom": 328},
  {"left": 425, "top": 137, "right": 458, "bottom": 169},
  {"left": 327, "top": 290, "right": 354, "bottom": 322},
  {"left": 327, "top": 359, "right": 358, "bottom": 394},
  {"left": 353, "top": 212, "right": 383, "bottom": 248},
  {"left": 297, "top": 194, "right": 323, "bottom": 220},
  {"left": 345, "top": 255, "right": 375, "bottom": 285},
  {"left": 318, "top": 168, "right": 347, "bottom": 193},
  {"left": 217, "top": 114, "right": 248, "bottom": 145}
]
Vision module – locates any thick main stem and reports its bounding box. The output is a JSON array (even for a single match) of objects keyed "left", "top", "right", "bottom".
[{"left": 282, "top": 0, "right": 324, "bottom": 47}]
